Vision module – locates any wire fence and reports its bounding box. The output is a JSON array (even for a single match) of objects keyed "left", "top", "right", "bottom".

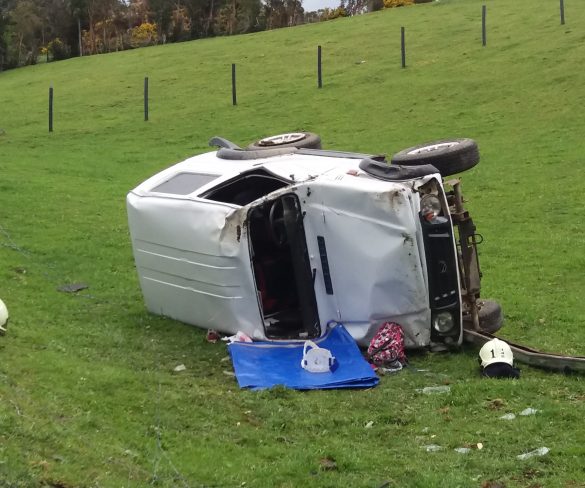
[{"left": 43, "top": 2, "right": 570, "bottom": 132}]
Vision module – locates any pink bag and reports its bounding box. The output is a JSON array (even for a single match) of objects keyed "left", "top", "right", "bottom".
[{"left": 367, "top": 322, "right": 406, "bottom": 366}]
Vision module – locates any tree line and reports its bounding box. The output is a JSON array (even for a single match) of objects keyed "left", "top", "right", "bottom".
[{"left": 0, "top": 0, "right": 418, "bottom": 71}]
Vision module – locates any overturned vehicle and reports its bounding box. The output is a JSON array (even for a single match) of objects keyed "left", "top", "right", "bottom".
[{"left": 127, "top": 132, "right": 501, "bottom": 349}]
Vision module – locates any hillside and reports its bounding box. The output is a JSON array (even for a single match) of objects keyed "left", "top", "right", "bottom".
[{"left": 1, "top": 0, "right": 585, "bottom": 486}]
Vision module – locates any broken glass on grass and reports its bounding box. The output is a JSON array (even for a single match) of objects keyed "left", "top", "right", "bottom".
[
  {"left": 517, "top": 447, "right": 549, "bottom": 460},
  {"left": 417, "top": 385, "right": 451, "bottom": 394}
]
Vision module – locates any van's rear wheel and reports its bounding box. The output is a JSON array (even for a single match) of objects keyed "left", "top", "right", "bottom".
[
  {"left": 464, "top": 299, "right": 503, "bottom": 334},
  {"left": 248, "top": 132, "right": 322, "bottom": 150},
  {"left": 391, "top": 138, "right": 479, "bottom": 177}
]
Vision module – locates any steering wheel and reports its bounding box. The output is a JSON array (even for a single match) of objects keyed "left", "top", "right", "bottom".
[{"left": 268, "top": 199, "right": 287, "bottom": 247}]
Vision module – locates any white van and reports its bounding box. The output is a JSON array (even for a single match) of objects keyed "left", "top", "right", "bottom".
[{"left": 127, "top": 133, "right": 501, "bottom": 348}]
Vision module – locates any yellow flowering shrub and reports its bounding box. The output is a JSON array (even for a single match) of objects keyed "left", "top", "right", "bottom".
[
  {"left": 130, "top": 22, "right": 158, "bottom": 48},
  {"left": 384, "top": 0, "right": 414, "bottom": 7}
]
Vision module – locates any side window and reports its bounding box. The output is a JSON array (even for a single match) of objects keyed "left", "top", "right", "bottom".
[
  {"left": 151, "top": 173, "right": 218, "bottom": 195},
  {"left": 201, "top": 169, "right": 290, "bottom": 206}
]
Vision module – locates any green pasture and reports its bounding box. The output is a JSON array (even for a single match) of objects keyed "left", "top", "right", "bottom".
[{"left": 1, "top": 0, "right": 584, "bottom": 486}]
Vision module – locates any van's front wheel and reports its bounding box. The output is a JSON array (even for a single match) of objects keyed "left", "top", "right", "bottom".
[{"left": 463, "top": 299, "right": 503, "bottom": 334}]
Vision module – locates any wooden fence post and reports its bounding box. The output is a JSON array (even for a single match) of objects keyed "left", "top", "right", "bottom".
[
  {"left": 232, "top": 63, "right": 237, "bottom": 106},
  {"left": 317, "top": 45, "right": 322, "bottom": 88},
  {"left": 482, "top": 5, "right": 487, "bottom": 47},
  {"left": 401, "top": 27, "right": 406, "bottom": 68},
  {"left": 49, "top": 85, "right": 53, "bottom": 132},
  {"left": 144, "top": 77, "right": 149, "bottom": 121}
]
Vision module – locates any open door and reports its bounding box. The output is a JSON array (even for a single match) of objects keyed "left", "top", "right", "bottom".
[{"left": 248, "top": 193, "right": 320, "bottom": 339}]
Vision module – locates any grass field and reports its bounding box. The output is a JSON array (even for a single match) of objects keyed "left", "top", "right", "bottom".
[{"left": 1, "top": 0, "right": 585, "bottom": 486}]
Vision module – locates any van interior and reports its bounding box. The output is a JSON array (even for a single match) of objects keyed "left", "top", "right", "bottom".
[
  {"left": 247, "top": 195, "right": 320, "bottom": 340},
  {"left": 202, "top": 169, "right": 320, "bottom": 340}
]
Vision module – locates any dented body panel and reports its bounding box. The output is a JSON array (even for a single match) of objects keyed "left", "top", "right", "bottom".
[
  {"left": 295, "top": 177, "right": 434, "bottom": 347},
  {"left": 127, "top": 149, "right": 462, "bottom": 348}
]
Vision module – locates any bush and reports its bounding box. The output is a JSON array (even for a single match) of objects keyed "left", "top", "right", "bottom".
[
  {"left": 130, "top": 22, "right": 157, "bottom": 48},
  {"left": 47, "top": 38, "right": 71, "bottom": 61},
  {"left": 384, "top": 0, "right": 414, "bottom": 7}
]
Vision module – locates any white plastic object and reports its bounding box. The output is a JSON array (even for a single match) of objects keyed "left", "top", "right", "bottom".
[
  {"left": 223, "top": 331, "right": 253, "bottom": 343},
  {"left": 0, "top": 298, "right": 8, "bottom": 334},
  {"left": 234, "top": 331, "right": 252, "bottom": 342},
  {"left": 300, "top": 341, "right": 335, "bottom": 373}
]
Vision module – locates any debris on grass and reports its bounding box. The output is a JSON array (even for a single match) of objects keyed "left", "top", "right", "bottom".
[
  {"left": 487, "top": 398, "right": 506, "bottom": 410},
  {"left": 222, "top": 331, "right": 253, "bottom": 343},
  {"left": 57, "top": 283, "right": 89, "bottom": 293},
  {"left": 500, "top": 413, "right": 516, "bottom": 420},
  {"left": 517, "top": 447, "right": 549, "bottom": 460},
  {"left": 173, "top": 364, "right": 186, "bottom": 372},
  {"left": 422, "top": 444, "right": 444, "bottom": 452},
  {"left": 206, "top": 329, "right": 221, "bottom": 343},
  {"left": 319, "top": 456, "right": 337, "bottom": 471},
  {"left": 455, "top": 442, "right": 483, "bottom": 453},
  {"left": 454, "top": 447, "right": 472, "bottom": 454},
  {"left": 223, "top": 370, "right": 235, "bottom": 377},
  {"left": 365, "top": 421, "right": 374, "bottom": 429},
  {"left": 519, "top": 407, "right": 539, "bottom": 416},
  {"left": 481, "top": 481, "right": 506, "bottom": 488},
  {"left": 417, "top": 385, "right": 451, "bottom": 394},
  {"left": 378, "top": 363, "right": 403, "bottom": 374}
]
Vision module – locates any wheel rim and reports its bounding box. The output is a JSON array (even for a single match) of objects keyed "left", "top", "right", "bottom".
[
  {"left": 406, "top": 141, "right": 459, "bottom": 155},
  {"left": 258, "top": 133, "right": 306, "bottom": 146}
]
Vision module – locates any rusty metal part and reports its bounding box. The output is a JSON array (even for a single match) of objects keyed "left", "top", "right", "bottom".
[
  {"left": 464, "top": 329, "right": 585, "bottom": 373},
  {"left": 446, "top": 179, "right": 482, "bottom": 330}
]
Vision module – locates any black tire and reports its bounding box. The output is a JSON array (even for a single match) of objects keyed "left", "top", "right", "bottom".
[
  {"left": 390, "top": 138, "right": 479, "bottom": 177},
  {"left": 463, "top": 299, "right": 504, "bottom": 334},
  {"left": 247, "top": 132, "right": 322, "bottom": 150}
]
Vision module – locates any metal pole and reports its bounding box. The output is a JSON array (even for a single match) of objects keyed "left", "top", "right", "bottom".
[
  {"left": 560, "top": 0, "right": 565, "bottom": 25},
  {"left": 317, "top": 45, "right": 322, "bottom": 88},
  {"left": 401, "top": 27, "right": 406, "bottom": 68},
  {"left": 482, "top": 5, "right": 487, "bottom": 47},
  {"left": 49, "top": 85, "right": 53, "bottom": 132},
  {"left": 144, "top": 77, "right": 149, "bottom": 121},
  {"left": 232, "top": 63, "right": 237, "bottom": 106}
]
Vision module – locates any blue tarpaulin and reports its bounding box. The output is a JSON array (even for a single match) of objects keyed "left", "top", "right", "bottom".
[{"left": 228, "top": 324, "right": 379, "bottom": 390}]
